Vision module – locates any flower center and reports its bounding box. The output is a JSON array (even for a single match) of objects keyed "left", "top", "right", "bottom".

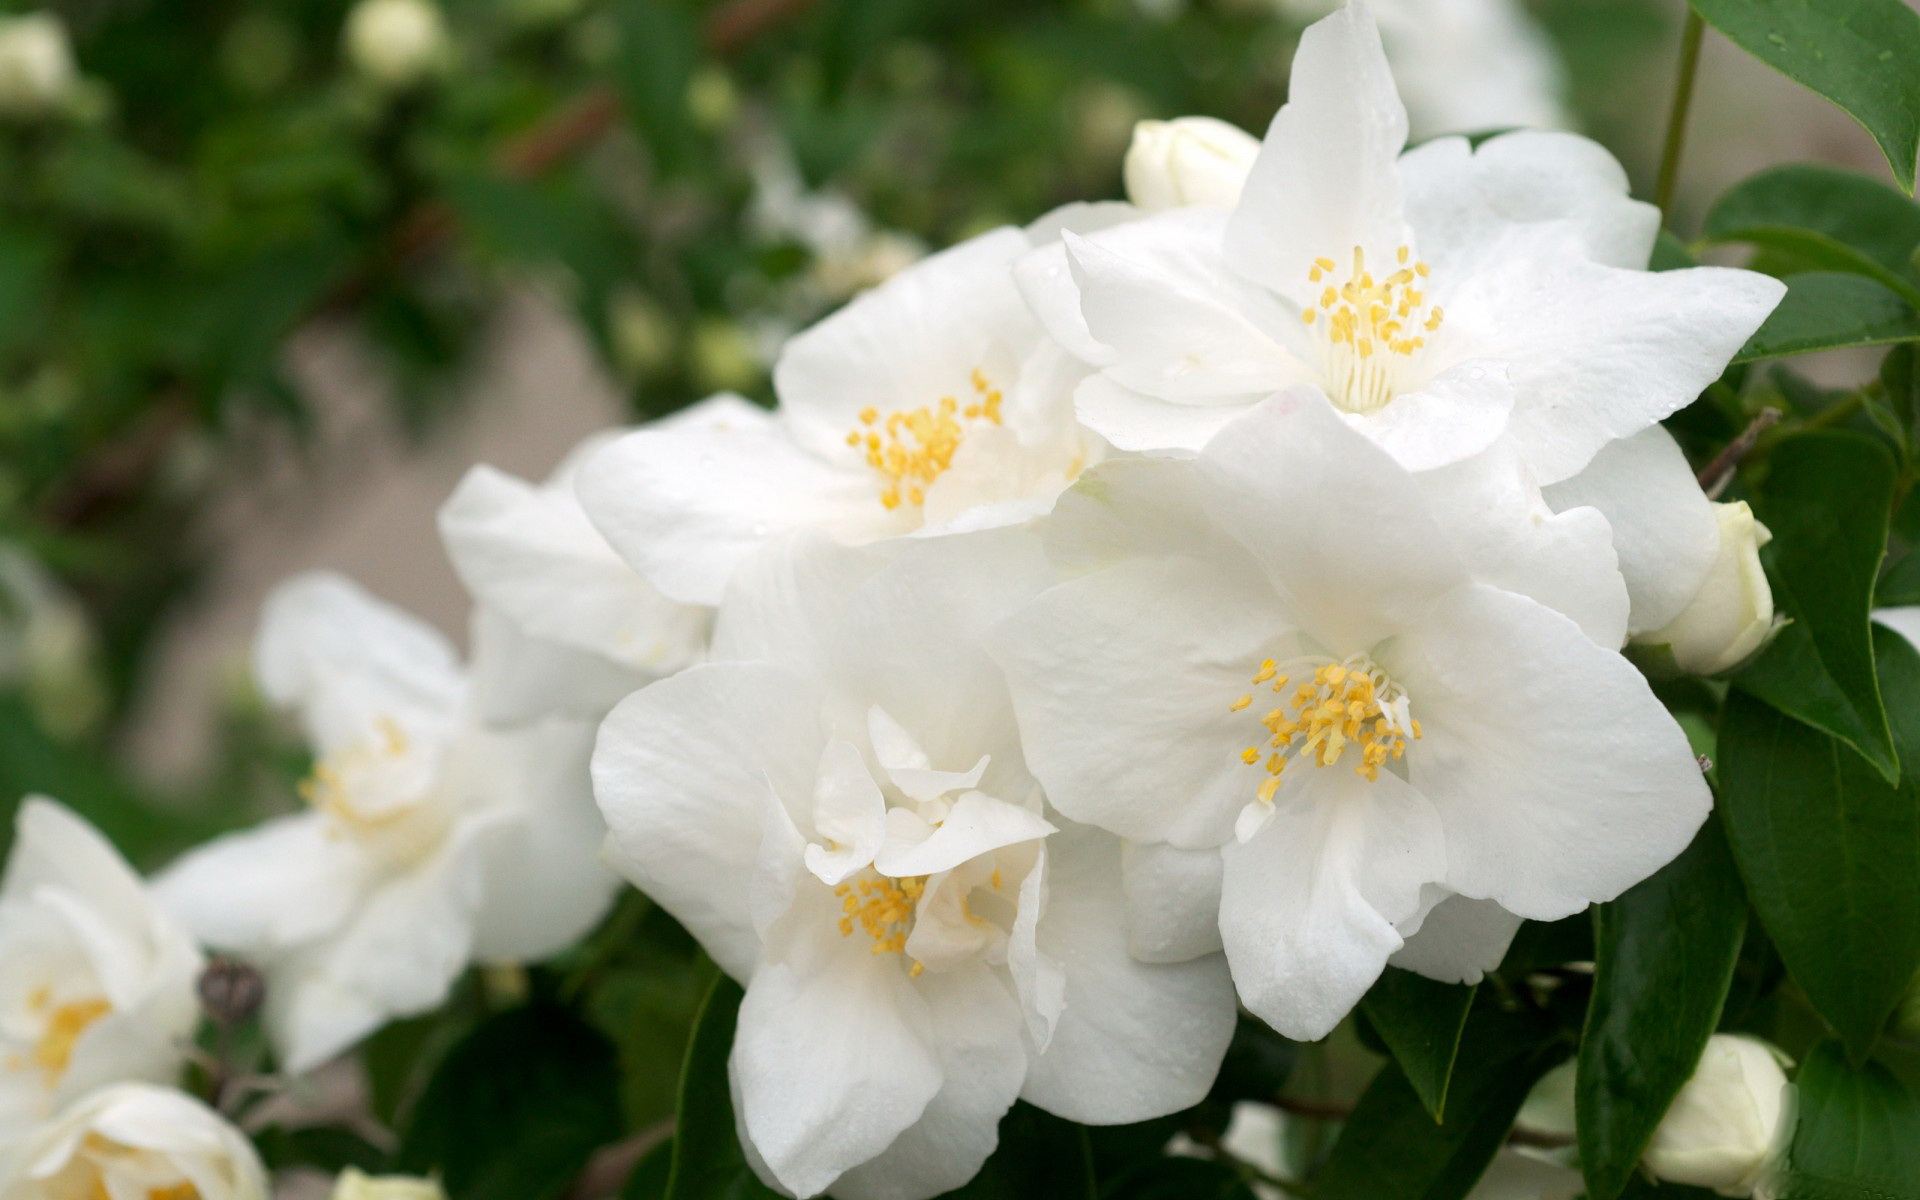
[
  {"left": 834, "top": 872, "right": 929, "bottom": 977},
  {"left": 297, "top": 715, "right": 412, "bottom": 832},
  {"left": 78, "top": 1143, "right": 202, "bottom": 1200},
  {"left": 1300, "top": 245, "right": 1443, "bottom": 414},
  {"left": 1229, "top": 654, "right": 1421, "bottom": 803},
  {"left": 844, "top": 368, "right": 1004, "bottom": 510},
  {"left": 17, "top": 989, "right": 111, "bottom": 1088}
]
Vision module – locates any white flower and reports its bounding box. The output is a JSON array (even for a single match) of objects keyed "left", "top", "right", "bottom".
[
  {"left": 0, "top": 799, "right": 202, "bottom": 1132},
  {"left": 1644, "top": 1035, "right": 1793, "bottom": 1196},
  {"left": 438, "top": 400, "right": 747, "bottom": 725},
  {"left": 1639, "top": 501, "right": 1775, "bottom": 675},
  {"left": 1123, "top": 116, "right": 1261, "bottom": 212},
  {"left": 343, "top": 0, "right": 447, "bottom": 88},
  {"left": 578, "top": 224, "right": 1102, "bottom": 606},
  {"left": 0, "top": 15, "right": 73, "bottom": 117},
  {"left": 593, "top": 531, "right": 1235, "bottom": 1199},
  {"left": 1018, "top": 1, "right": 1781, "bottom": 485},
  {"left": 155, "top": 574, "right": 616, "bottom": 1074},
  {"left": 1278, "top": 0, "right": 1571, "bottom": 138},
  {"left": 0, "top": 1083, "right": 266, "bottom": 1200},
  {"left": 992, "top": 394, "right": 1710, "bottom": 1039},
  {"left": 330, "top": 1168, "right": 447, "bottom": 1200}
]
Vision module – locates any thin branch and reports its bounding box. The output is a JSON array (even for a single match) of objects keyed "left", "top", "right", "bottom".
[
  {"left": 1697, "top": 407, "right": 1781, "bottom": 498},
  {"left": 1654, "top": 10, "right": 1707, "bottom": 219},
  {"left": 565, "top": 1119, "right": 674, "bottom": 1200}
]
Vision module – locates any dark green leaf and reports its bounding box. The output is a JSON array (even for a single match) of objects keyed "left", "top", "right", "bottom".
[
  {"left": 624, "top": 1138, "right": 675, "bottom": 1200},
  {"left": 1720, "top": 627, "right": 1920, "bottom": 1059},
  {"left": 1738, "top": 623, "right": 1891, "bottom": 775},
  {"left": 251, "top": 1124, "right": 389, "bottom": 1174},
  {"left": 667, "top": 975, "right": 782, "bottom": 1200},
  {"left": 1690, "top": 0, "right": 1920, "bottom": 192},
  {"left": 1577, "top": 815, "right": 1748, "bottom": 1200},
  {"left": 941, "top": 1103, "right": 1096, "bottom": 1200},
  {"left": 1704, "top": 165, "right": 1920, "bottom": 303},
  {"left": 1731, "top": 273, "right": 1920, "bottom": 363},
  {"left": 1773, "top": 1040, "right": 1920, "bottom": 1199},
  {"left": 397, "top": 1002, "right": 623, "bottom": 1200},
  {"left": 1359, "top": 969, "right": 1476, "bottom": 1122},
  {"left": 1748, "top": 432, "right": 1899, "bottom": 781},
  {"left": 1880, "top": 551, "right": 1920, "bottom": 606},
  {"left": 1314, "top": 995, "right": 1564, "bottom": 1200},
  {"left": 1099, "top": 1157, "right": 1259, "bottom": 1200}
]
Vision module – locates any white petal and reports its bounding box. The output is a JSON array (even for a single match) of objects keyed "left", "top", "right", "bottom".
[
  {"left": 592, "top": 662, "right": 825, "bottom": 980},
  {"left": 1224, "top": 1, "right": 1409, "bottom": 302},
  {"left": 1543, "top": 426, "right": 1718, "bottom": 635},
  {"left": 1073, "top": 373, "right": 1253, "bottom": 455},
  {"left": 4, "top": 799, "right": 150, "bottom": 926},
  {"left": 874, "top": 791, "right": 1054, "bottom": 879},
  {"left": 154, "top": 813, "right": 376, "bottom": 952},
  {"left": 1389, "top": 892, "right": 1524, "bottom": 984},
  {"left": 466, "top": 605, "right": 647, "bottom": 726},
  {"left": 1040, "top": 455, "right": 1230, "bottom": 579},
  {"left": 1396, "top": 583, "right": 1711, "bottom": 919},
  {"left": 804, "top": 739, "right": 888, "bottom": 886},
  {"left": 1219, "top": 768, "right": 1444, "bottom": 1041},
  {"left": 1020, "top": 825, "right": 1237, "bottom": 1123},
  {"left": 1120, "top": 840, "right": 1225, "bottom": 964},
  {"left": 1353, "top": 359, "right": 1516, "bottom": 472},
  {"left": 992, "top": 556, "right": 1286, "bottom": 849}
]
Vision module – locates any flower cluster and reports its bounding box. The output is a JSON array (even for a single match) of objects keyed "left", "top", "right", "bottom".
[{"left": 0, "top": 3, "right": 1791, "bottom": 1197}]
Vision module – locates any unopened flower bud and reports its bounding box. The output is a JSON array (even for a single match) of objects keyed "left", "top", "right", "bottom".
[
  {"left": 1640, "top": 501, "right": 1774, "bottom": 675},
  {"left": 0, "top": 14, "right": 74, "bottom": 117},
  {"left": 1643, "top": 1034, "right": 1792, "bottom": 1196},
  {"left": 1123, "top": 116, "right": 1260, "bottom": 212},
  {"left": 198, "top": 955, "right": 266, "bottom": 1027},
  {"left": 331, "top": 1169, "right": 447, "bottom": 1200},
  {"left": 343, "top": 0, "right": 447, "bottom": 89}
]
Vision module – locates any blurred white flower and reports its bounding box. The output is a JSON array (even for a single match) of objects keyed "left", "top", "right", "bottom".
[
  {"left": 1279, "top": 0, "right": 1570, "bottom": 138},
  {"left": 1124, "top": 116, "right": 1261, "bottom": 212},
  {"left": 579, "top": 223, "right": 1103, "bottom": 606},
  {"left": 1019, "top": 2, "right": 1780, "bottom": 486},
  {"left": 439, "top": 400, "right": 757, "bottom": 725},
  {"left": 0, "top": 15, "right": 73, "bottom": 118},
  {"left": 1644, "top": 1034, "right": 1793, "bottom": 1197},
  {"left": 1639, "top": 501, "right": 1776, "bottom": 675},
  {"left": 0, "top": 1083, "right": 265, "bottom": 1200},
  {"left": 993, "top": 394, "right": 1709, "bottom": 1039},
  {"left": 0, "top": 799, "right": 202, "bottom": 1131},
  {"left": 331, "top": 1168, "right": 447, "bottom": 1200},
  {"left": 155, "top": 574, "right": 616, "bottom": 1074},
  {"left": 343, "top": 0, "right": 447, "bottom": 88},
  {"left": 594, "top": 531, "right": 1235, "bottom": 1199},
  {"left": 0, "top": 547, "right": 105, "bottom": 737}
]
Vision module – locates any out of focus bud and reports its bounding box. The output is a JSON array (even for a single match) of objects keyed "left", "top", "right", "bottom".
[
  {"left": 1641, "top": 501, "right": 1774, "bottom": 675},
  {"left": 0, "top": 14, "right": 74, "bottom": 118},
  {"left": 198, "top": 956, "right": 266, "bottom": 1027},
  {"left": 1643, "top": 1034, "right": 1793, "bottom": 1196},
  {"left": 331, "top": 1169, "right": 448, "bottom": 1200},
  {"left": 1123, "top": 116, "right": 1260, "bottom": 212},
  {"left": 343, "top": 0, "right": 448, "bottom": 89}
]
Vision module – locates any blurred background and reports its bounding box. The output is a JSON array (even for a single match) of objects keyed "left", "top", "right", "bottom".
[{"left": 0, "top": 0, "right": 1905, "bottom": 868}]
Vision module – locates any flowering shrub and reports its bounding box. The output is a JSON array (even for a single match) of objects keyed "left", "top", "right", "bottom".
[{"left": 8, "top": 1, "right": 1920, "bottom": 1198}]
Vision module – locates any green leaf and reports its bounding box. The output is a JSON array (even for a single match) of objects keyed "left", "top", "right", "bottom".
[
  {"left": 667, "top": 975, "right": 782, "bottom": 1200},
  {"left": 251, "top": 1124, "right": 389, "bottom": 1174},
  {"left": 1689, "top": 0, "right": 1920, "bottom": 193},
  {"left": 1719, "top": 627, "right": 1920, "bottom": 1059},
  {"left": 1731, "top": 273, "right": 1920, "bottom": 363},
  {"left": 624, "top": 1138, "right": 675, "bottom": 1200},
  {"left": 1359, "top": 969, "right": 1476, "bottom": 1122},
  {"left": 1880, "top": 551, "right": 1920, "bottom": 605},
  {"left": 1747, "top": 431, "right": 1899, "bottom": 781},
  {"left": 1314, "top": 995, "right": 1564, "bottom": 1200},
  {"left": 1577, "top": 814, "right": 1748, "bottom": 1200},
  {"left": 1703, "top": 165, "right": 1920, "bottom": 304},
  {"left": 1773, "top": 1040, "right": 1920, "bottom": 1199},
  {"left": 942, "top": 1103, "right": 1097, "bottom": 1200},
  {"left": 1099, "top": 1157, "right": 1259, "bottom": 1200},
  {"left": 396, "top": 1001, "right": 623, "bottom": 1200}
]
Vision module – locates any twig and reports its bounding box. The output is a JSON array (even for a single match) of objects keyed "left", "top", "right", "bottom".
[
  {"left": 1654, "top": 10, "right": 1707, "bottom": 220},
  {"left": 565, "top": 1119, "right": 675, "bottom": 1200},
  {"left": 1697, "top": 407, "right": 1781, "bottom": 497}
]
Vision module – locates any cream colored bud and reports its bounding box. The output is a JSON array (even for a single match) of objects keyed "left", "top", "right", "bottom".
[
  {"left": 331, "top": 1168, "right": 448, "bottom": 1200},
  {"left": 1122, "top": 116, "right": 1260, "bottom": 212},
  {"left": 1640, "top": 501, "right": 1774, "bottom": 675},
  {"left": 0, "top": 14, "right": 74, "bottom": 117},
  {"left": 344, "top": 0, "right": 448, "bottom": 88},
  {"left": 1643, "top": 1034, "right": 1793, "bottom": 1196}
]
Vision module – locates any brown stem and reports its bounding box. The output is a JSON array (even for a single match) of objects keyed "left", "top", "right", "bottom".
[
  {"left": 566, "top": 1119, "right": 675, "bottom": 1200},
  {"left": 1697, "top": 407, "right": 1782, "bottom": 498}
]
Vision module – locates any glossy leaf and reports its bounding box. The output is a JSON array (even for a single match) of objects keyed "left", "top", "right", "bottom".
[
  {"left": 1774, "top": 1040, "right": 1920, "bottom": 1199},
  {"left": 1745, "top": 432, "right": 1899, "bottom": 782},
  {"left": 1879, "top": 551, "right": 1920, "bottom": 606},
  {"left": 1577, "top": 815, "right": 1748, "bottom": 1200},
  {"left": 1360, "top": 969, "right": 1477, "bottom": 1122},
  {"left": 1315, "top": 995, "right": 1563, "bottom": 1200},
  {"left": 1100, "top": 1157, "right": 1259, "bottom": 1200},
  {"left": 1731, "top": 273, "right": 1920, "bottom": 364},
  {"left": 624, "top": 1139, "right": 675, "bottom": 1200},
  {"left": 667, "top": 975, "right": 782, "bottom": 1200},
  {"left": 1690, "top": 0, "right": 1920, "bottom": 192},
  {"left": 1720, "top": 627, "right": 1920, "bottom": 1059},
  {"left": 1704, "top": 165, "right": 1920, "bottom": 303},
  {"left": 396, "top": 1001, "right": 624, "bottom": 1200}
]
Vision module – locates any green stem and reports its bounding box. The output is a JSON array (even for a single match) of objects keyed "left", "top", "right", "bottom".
[{"left": 1655, "top": 10, "right": 1707, "bottom": 220}]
